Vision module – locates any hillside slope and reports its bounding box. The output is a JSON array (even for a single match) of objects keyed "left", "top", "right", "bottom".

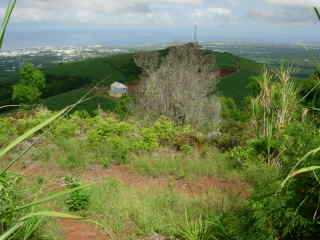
[{"left": 1, "top": 47, "right": 263, "bottom": 112}]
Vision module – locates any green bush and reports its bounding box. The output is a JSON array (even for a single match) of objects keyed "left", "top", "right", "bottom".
[
  {"left": 64, "top": 177, "right": 90, "bottom": 212},
  {"left": 114, "top": 95, "right": 135, "bottom": 119},
  {"left": 153, "top": 117, "right": 177, "bottom": 144},
  {"left": 49, "top": 118, "right": 79, "bottom": 138},
  {"left": 108, "top": 136, "right": 129, "bottom": 165},
  {"left": 214, "top": 120, "right": 250, "bottom": 151},
  {"left": 0, "top": 174, "right": 22, "bottom": 234},
  {"left": 0, "top": 118, "right": 17, "bottom": 146},
  {"left": 241, "top": 180, "right": 320, "bottom": 240},
  {"left": 221, "top": 97, "right": 248, "bottom": 122}
]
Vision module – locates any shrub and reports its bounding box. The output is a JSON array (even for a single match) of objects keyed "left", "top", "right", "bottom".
[
  {"left": 114, "top": 95, "right": 135, "bottom": 119},
  {"left": 152, "top": 117, "right": 177, "bottom": 144},
  {"left": 108, "top": 136, "right": 129, "bottom": 165},
  {"left": 49, "top": 118, "right": 79, "bottom": 138},
  {"left": 0, "top": 174, "right": 22, "bottom": 234},
  {"left": 214, "top": 120, "right": 250, "bottom": 151},
  {"left": 0, "top": 118, "right": 17, "bottom": 146},
  {"left": 64, "top": 177, "right": 90, "bottom": 212},
  {"left": 228, "top": 146, "right": 254, "bottom": 167},
  {"left": 221, "top": 97, "right": 248, "bottom": 122},
  {"left": 139, "top": 127, "right": 160, "bottom": 151},
  {"left": 243, "top": 181, "right": 320, "bottom": 240}
]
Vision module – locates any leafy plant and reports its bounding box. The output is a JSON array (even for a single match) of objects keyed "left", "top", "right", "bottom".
[
  {"left": 64, "top": 177, "right": 90, "bottom": 212},
  {"left": 178, "top": 214, "right": 211, "bottom": 240}
]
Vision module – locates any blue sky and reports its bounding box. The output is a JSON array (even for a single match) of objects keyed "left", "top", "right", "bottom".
[{"left": 1, "top": 0, "right": 320, "bottom": 47}]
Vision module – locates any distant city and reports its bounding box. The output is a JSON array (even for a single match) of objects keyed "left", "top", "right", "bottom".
[
  {"left": 0, "top": 45, "right": 130, "bottom": 73},
  {"left": 0, "top": 42, "right": 319, "bottom": 79}
]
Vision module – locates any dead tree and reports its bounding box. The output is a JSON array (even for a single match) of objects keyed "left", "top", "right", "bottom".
[{"left": 135, "top": 44, "right": 220, "bottom": 126}]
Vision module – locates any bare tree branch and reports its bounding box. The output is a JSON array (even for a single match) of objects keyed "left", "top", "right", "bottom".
[{"left": 136, "top": 44, "right": 220, "bottom": 126}]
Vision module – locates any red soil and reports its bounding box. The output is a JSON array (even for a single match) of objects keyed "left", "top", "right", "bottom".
[
  {"left": 59, "top": 219, "right": 109, "bottom": 240},
  {"left": 213, "top": 68, "right": 237, "bottom": 78},
  {"left": 16, "top": 162, "right": 249, "bottom": 240},
  {"left": 82, "top": 165, "right": 249, "bottom": 197}
]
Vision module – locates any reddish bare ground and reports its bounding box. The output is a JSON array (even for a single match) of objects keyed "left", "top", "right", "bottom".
[
  {"left": 213, "top": 68, "right": 237, "bottom": 78},
  {"left": 19, "top": 162, "right": 248, "bottom": 197},
  {"left": 15, "top": 162, "right": 248, "bottom": 240},
  {"left": 59, "top": 219, "right": 109, "bottom": 240},
  {"left": 82, "top": 165, "right": 249, "bottom": 197},
  {"left": 127, "top": 80, "right": 141, "bottom": 95}
]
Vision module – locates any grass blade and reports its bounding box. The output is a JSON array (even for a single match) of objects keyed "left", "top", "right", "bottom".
[
  {"left": 0, "top": 223, "right": 24, "bottom": 240},
  {"left": 281, "top": 166, "right": 320, "bottom": 188},
  {"left": 0, "top": 212, "right": 83, "bottom": 240},
  {"left": 19, "top": 211, "right": 83, "bottom": 222},
  {"left": 0, "top": 0, "right": 16, "bottom": 48}
]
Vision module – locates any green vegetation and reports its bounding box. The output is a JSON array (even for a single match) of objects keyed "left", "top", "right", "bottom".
[
  {"left": 2, "top": 63, "right": 320, "bottom": 239},
  {"left": 216, "top": 53, "right": 262, "bottom": 102},
  {"left": 0, "top": 44, "right": 262, "bottom": 113},
  {"left": 1, "top": 47, "right": 319, "bottom": 240},
  {"left": 1, "top": 3, "right": 320, "bottom": 239},
  {"left": 12, "top": 63, "right": 46, "bottom": 104}
]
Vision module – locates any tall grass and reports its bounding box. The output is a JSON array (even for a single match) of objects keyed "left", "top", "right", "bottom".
[
  {"left": 279, "top": 6, "right": 320, "bottom": 188},
  {"left": 251, "top": 67, "right": 299, "bottom": 165},
  {"left": 87, "top": 178, "right": 229, "bottom": 239}
]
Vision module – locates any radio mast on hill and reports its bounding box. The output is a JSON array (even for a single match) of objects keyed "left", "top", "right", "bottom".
[{"left": 193, "top": 24, "right": 198, "bottom": 43}]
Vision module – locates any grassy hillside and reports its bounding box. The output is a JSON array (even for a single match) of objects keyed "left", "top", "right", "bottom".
[
  {"left": 42, "top": 88, "right": 118, "bottom": 113},
  {"left": 42, "top": 49, "right": 261, "bottom": 110},
  {"left": 215, "top": 53, "right": 262, "bottom": 101},
  {"left": 0, "top": 47, "right": 262, "bottom": 112},
  {"left": 44, "top": 53, "right": 141, "bottom": 91}
]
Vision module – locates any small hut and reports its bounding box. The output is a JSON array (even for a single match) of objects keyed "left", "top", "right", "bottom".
[{"left": 109, "top": 82, "right": 128, "bottom": 98}]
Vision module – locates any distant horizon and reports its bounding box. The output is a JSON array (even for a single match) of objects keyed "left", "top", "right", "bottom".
[
  {"left": 2, "top": 28, "right": 320, "bottom": 51},
  {"left": 2, "top": 0, "right": 320, "bottom": 50}
]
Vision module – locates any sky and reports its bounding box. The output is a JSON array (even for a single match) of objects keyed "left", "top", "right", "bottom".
[{"left": 1, "top": 0, "right": 320, "bottom": 48}]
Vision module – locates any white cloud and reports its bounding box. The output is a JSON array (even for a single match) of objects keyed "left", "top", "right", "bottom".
[
  {"left": 3, "top": 0, "right": 207, "bottom": 25},
  {"left": 193, "top": 7, "right": 232, "bottom": 18},
  {"left": 247, "top": 0, "right": 318, "bottom": 24},
  {"left": 266, "top": 0, "right": 319, "bottom": 7}
]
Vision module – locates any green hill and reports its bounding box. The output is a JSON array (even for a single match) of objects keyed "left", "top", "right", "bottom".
[
  {"left": 43, "top": 53, "right": 141, "bottom": 98},
  {"left": 1, "top": 47, "right": 262, "bottom": 112},
  {"left": 214, "top": 52, "right": 262, "bottom": 101}
]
